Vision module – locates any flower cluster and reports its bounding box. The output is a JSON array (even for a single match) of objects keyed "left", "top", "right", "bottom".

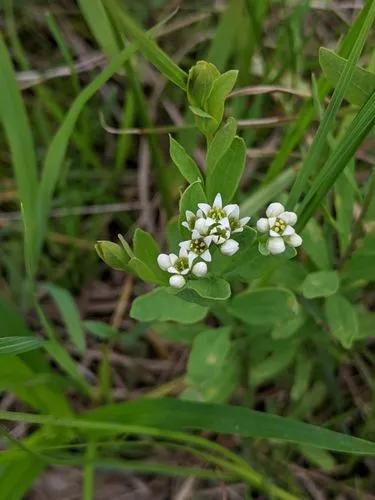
[
  {"left": 256, "top": 202, "right": 302, "bottom": 255},
  {"left": 158, "top": 193, "right": 250, "bottom": 288}
]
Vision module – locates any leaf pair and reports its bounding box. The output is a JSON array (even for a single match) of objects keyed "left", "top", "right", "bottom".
[{"left": 96, "top": 230, "right": 168, "bottom": 286}]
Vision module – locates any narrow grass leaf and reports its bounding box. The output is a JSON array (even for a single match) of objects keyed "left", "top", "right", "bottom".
[
  {"left": 42, "top": 284, "right": 86, "bottom": 354},
  {"left": 0, "top": 337, "right": 44, "bottom": 356}
]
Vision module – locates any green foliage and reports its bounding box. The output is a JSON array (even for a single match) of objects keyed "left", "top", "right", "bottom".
[
  {"left": 130, "top": 288, "right": 208, "bottom": 323},
  {"left": 206, "top": 135, "right": 246, "bottom": 203},
  {"left": 319, "top": 48, "right": 375, "bottom": 106},
  {"left": 0, "top": 337, "right": 44, "bottom": 356},
  {"left": 302, "top": 271, "right": 339, "bottom": 299},
  {"left": 325, "top": 294, "right": 359, "bottom": 348},
  {"left": 169, "top": 136, "right": 203, "bottom": 184},
  {"left": 229, "top": 288, "right": 299, "bottom": 326},
  {"left": 95, "top": 240, "right": 130, "bottom": 271}
]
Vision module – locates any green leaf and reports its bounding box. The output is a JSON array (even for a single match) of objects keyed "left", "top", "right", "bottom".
[
  {"left": 105, "top": 0, "right": 187, "bottom": 90},
  {"left": 319, "top": 47, "right": 375, "bottom": 106},
  {"left": 343, "top": 233, "right": 375, "bottom": 283},
  {"left": 288, "top": 1, "right": 375, "bottom": 210},
  {"left": 271, "top": 313, "right": 305, "bottom": 340},
  {"left": 298, "top": 90, "right": 375, "bottom": 230},
  {"left": 186, "top": 327, "right": 239, "bottom": 403},
  {"left": 0, "top": 34, "right": 38, "bottom": 277},
  {"left": 302, "top": 219, "right": 331, "bottom": 270},
  {"left": 206, "top": 117, "right": 237, "bottom": 179},
  {"left": 169, "top": 136, "right": 203, "bottom": 184},
  {"left": 95, "top": 240, "right": 130, "bottom": 271},
  {"left": 186, "top": 277, "right": 231, "bottom": 301},
  {"left": 302, "top": 271, "right": 340, "bottom": 299},
  {"left": 84, "top": 398, "right": 375, "bottom": 455},
  {"left": 335, "top": 162, "right": 355, "bottom": 255},
  {"left": 325, "top": 294, "right": 359, "bottom": 349},
  {"left": 229, "top": 287, "right": 299, "bottom": 326},
  {"left": 0, "top": 337, "right": 44, "bottom": 356},
  {"left": 133, "top": 228, "right": 167, "bottom": 283},
  {"left": 187, "top": 327, "right": 231, "bottom": 386},
  {"left": 128, "top": 257, "right": 165, "bottom": 286},
  {"left": 206, "top": 70, "right": 238, "bottom": 123},
  {"left": 179, "top": 180, "right": 206, "bottom": 238},
  {"left": 83, "top": 321, "right": 118, "bottom": 340},
  {"left": 130, "top": 288, "right": 208, "bottom": 324},
  {"left": 78, "top": 0, "right": 119, "bottom": 57},
  {"left": 212, "top": 227, "right": 257, "bottom": 276},
  {"left": 250, "top": 338, "right": 299, "bottom": 387},
  {"left": 42, "top": 284, "right": 86, "bottom": 354},
  {"left": 206, "top": 136, "right": 246, "bottom": 203}
]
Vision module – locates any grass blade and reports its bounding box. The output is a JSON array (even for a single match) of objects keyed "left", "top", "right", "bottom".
[
  {"left": 0, "top": 34, "right": 38, "bottom": 277},
  {"left": 105, "top": 0, "right": 187, "bottom": 90},
  {"left": 298, "top": 90, "right": 375, "bottom": 229},
  {"left": 0, "top": 337, "right": 44, "bottom": 356},
  {"left": 287, "top": 0, "right": 375, "bottom": 209}
]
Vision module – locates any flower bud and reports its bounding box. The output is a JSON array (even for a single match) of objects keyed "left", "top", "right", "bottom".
[
  {"left": 95, "top": 241, "right": 129, "bottom": 271},
  {"left": 280, "top": 211, "right": 297, "bottom": 225},
  {"left": 169, "top": 275, "right": 186, "bottom": 289},
  {"left": 192, "top": 261, "right": 207, "bottom": 277},
  {"left": 267, "top": 237, "right": 285, "bottom": 255},
  {"left": 157, "top": 253, "right": 171, "bottom": 271},
  {"left": 220, "top": 239, "right": 239, "bottom": 256},
  {"left": 187, "top": 61, "right": 219, "bottom": 109}
]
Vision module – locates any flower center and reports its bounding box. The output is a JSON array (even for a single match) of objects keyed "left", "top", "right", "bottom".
[
  {"left": 272, "top": 218, "right": 286, "bottom": 234},
  {"left": 189, "top": 238, "right": 208, "bottom": 255},
  {"left": 213, "top": 226, "right": 230, "bottom": 240},
  {"left": 229, "top": 217, "right": 239, "bottom": 231},
  {"left": 207, "top": 207, "right": 225, "bottom": 221},
  {"left": 175, "top": 257, "right": 189, "bottom": 273}
]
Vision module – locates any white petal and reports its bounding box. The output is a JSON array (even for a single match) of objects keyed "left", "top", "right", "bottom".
[
  {"left": 286, "top": 233, "right": 303, "bottom": 247},
  {"left": 213, "top": 193, "right": 222, "bottom": 209},
  {"left": 268, "top": 217, "right": 276, "bottom": 227},
  {"left": 192, "top": 261, "right": 207, "bottom": 277},
  {"left": 179, "top": 241, "right": 190, "bottom": 250},
  {"left": 185, "top": 210, "right": 195, "bottom": 221},
  {"left": 187, "top": 252, "right": 195, "bottom": 267},
  {"left": 279, "top": 211, "right": 297, "bottom": 226},
  {"left": 191, "top": 229, "right": 201, "bottom": 240},
  {"left": 194, "top": 218, "right": 210, "bottom": 235},
  {"left": 239, "top": 216, "right": 250, "bottom": 227},
  {"left": 169, "top": 275, "right": 185, "bottom": 288},
  {"left": 203, "top": 235, "right": 213, "bottom": 246},
  {"left": 181, "top": 221, "right": 189, "bottom": 229},
  {"left": 220, "top": 239, "right": 239, "bottom": 256},
  {"left": 282, "top": 225, "right": 295, "bottom": 237},
  {"left": 266, "top": 202, "right": 284, "bottom": 218},
  {"left": 201, "top": 249, "right": 212, "bottom": 262},
  {"left": 269, "top": 229, "right": 280, "bottom": 237},
  {"left": 224, "top": 204, "right": 238, "bottom": 217},
  {"left": 256, "top": 218, "right": 269, "bottom": 233},
  {"left": 232, "top": 227, "right": 244, "bottom": 234},
  {"left": 179, "top": 247, "right": 189, "bottom": 258},
  {"left": 169, "top": 253, "right": 178, "bottom": 265},
  {"left": 267, "top": 237, "right": 285, "bottom": 255},
  {"left": 157, "top": 254, "right": 171, "bottom": 271},
  {"left": 168, "top": 266, "right": 178, "bottom": 274},
  {"left": 220, "top": 217, "right": 231, "bottom": 229},
  {"left": 198, "top": 203, "right": 211, "bottom": 216},
  {"left": 196, "top": 209, "right": 204, "bottom": 218}
]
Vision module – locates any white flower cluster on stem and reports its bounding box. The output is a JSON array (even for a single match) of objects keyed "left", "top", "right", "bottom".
[
  {"left": 158, "top": 193, "right": 250, "bottom": 288},
  {"left": 256, "top": 202, "right": 302, "bottom": 255}
]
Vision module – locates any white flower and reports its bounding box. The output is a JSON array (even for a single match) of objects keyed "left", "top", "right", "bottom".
[
  {"left": 179, "top": 234, "right": 212, "bottom": 262},
  {"left": 157, "top": 248, "right": 195, "bottom": 288},
  {"left": 226, "top": 205, "right": 250, "bottom": 234},
  {"left": 197, "top": 193, "right": 237, "bottom": 227},
  {"left": 169, "top": 275, "right": 186, "bottom": 288},
  {"left": 256, "top": 202, "right": 302, "bottom": 255},
  {"left": 220, "top": 239, "right": 239, "bottom": 256},
  {"left": 192, "top": 261, "right": 207, "bottom": 277}
]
